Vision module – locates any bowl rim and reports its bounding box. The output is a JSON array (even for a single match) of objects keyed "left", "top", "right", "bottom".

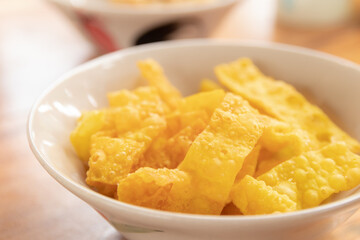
[
  {"left": 46, "top": 0, "right": 239, "bottom": 16},
  {"left": 27, "top": 39, "right": 360, "bottom": 225}
]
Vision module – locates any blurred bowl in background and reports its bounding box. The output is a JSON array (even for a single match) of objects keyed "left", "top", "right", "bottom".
[
  {"left": 277, "top": 0, "right": 351, "bottom": 28},
  {"left": 47, "top": 0, "right": 240, "bottom": 51}
]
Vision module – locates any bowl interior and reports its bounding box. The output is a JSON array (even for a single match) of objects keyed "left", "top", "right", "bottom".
[{"left": 28, "top": 40, "right": 360, "bottom": 211}]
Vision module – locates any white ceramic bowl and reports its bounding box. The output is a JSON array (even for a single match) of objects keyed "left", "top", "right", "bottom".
[
  {"left": 28, "top": 40, "right": 360, "bottom": 240},
  {"left": 47, "top": 0, "right": 239, "bottom": 49}
]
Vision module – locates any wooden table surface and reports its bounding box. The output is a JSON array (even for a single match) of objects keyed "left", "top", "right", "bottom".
[{"left": 1, "top": 0, "right": 360, "bottom": 239}]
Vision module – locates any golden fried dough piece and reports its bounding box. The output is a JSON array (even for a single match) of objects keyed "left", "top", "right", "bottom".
[
  {"left": 233, "top": 143, "right": 360, "bottom": 214},
  {"left": 117, "top": 168, "right": 192, "bottom": 212},
  {"left": 71, "top": 86, "right": 167, "bottom": 164},
  {"left": 179, "top": 89, "right": 225, "bottom": 116},
  {"left": 232, "top": 175, "right": 297, "bottom": 215},
  {"left": 88, "top": 181, "right": 117, "bottom": 198},
  {"left": 165, "top": 119, "right": 208, "bottom": 168},
  {"left": 135, "top": 90, "right": 225, "bottom": 170},
  {"left": 216, "top": 58, "right": 360, "bottom": 153},
  {"left": 259, "top": 143, "right": 360, "bottom": 209},
  {"left": 107, "top": 87, "right": 165, "bottom": 111},
  {"left": 135, "top": 118, "right": 207, "bottom": 169},
  {"left": 70, "top": 110, "right": 112, "bottom": 163},
  {"left": 86, "top": 114, "right": 166, "bottom": 194},
  {"left": 110, "top": 89, "right": 167, "bottom": 134},
  {"left": 199, "top": 79, "right": 222, "bottom": 92},
  {"left": 255, "top": 118, "right": 317, "bottom": 176},
  {"left": 178, "top": 93, "right": 264, "bottom": 214},
  {"left": 86, "top": 137, "right": 144, "bottom": 196},
  {"left": 133, "top": 111, "right": 209, "bottom": 170},
  {"left": 235, "top": 144, "right": 261, "bottom": 183},
  {"left": 137, "top": 59, "right": 182, "bottom": 110}
]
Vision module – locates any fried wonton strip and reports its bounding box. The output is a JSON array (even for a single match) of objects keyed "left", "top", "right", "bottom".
[
  {"left": 110, "top": 88, "right": 167, "bottom": 134},
  {"left": 232, "top": 175, "right": 297, "bottom": 215},
  {"left": 134, "top": 90, "right": 225, "bottom": 170},
  {"left": 117, "top": 168, "right": 192, "bottom": 212},
  {"left": 199, "top": 79, "right": 222, "bottom": 92},
  {"left": 216, "top": 58, "right": 360, "bottom": 153},
  {"left": 71, "top": 86, "right": 167, "bottom": 164},
  {"left": 70, "top": 110, "right": 112, "bottom": 163},
  {"left": 255, "top": 117, "right": 317, "bottom": 176},
  {"left": 233, "top": 143, "right": 360, "bottom": 215},
  {"left": 178, "top": 93, "right": 264, "bottom": 214},
  {"left": 86, "top": 114, "right": 166, "bottom": 194},
  {"left": 132, "top": 111, "right": 209, "bottom": 171},
  {"left": 235, "top": 144, "right": 261, "bottom": 183},
  {"left": 137, "top": 59, "right": 182, "bottom": 110},
  {"left": 165, "top": 119, "right": 208, "bottom": 168},
  {"left": 107, "top": 87, "right": 162, "bottom": 108},
  {"left": 135, "top": 118, "right": 208, "bottom": 169},
  {"left": 258, "top": 143, "right": 360, "bottom": 209},
  {"left": 179, "top": 89, "right": 225, "bottom": 116},
  {"left": 86, "top": 137, "right": 144, "bottom": 196}
]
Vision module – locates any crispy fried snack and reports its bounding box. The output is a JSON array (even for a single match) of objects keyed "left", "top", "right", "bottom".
[
  {"left": 70, "top": 110, "right": 113, "bottom": 163},
  {"left": 117, "top": 167, "right": 192, "bottom": 212},
  {"left": 233, "top": 143, "right": 360, "bottom": 214},
  {"left": 71, "top": 58, "right": 360, "bottom": 216},
  {"left": 235, "top": 144, "right": 261, "bottom": 183},
  {"left": 232, "top": 175, "right": 297, "bottom": 215},
  {"left": 199, "top": 79, "right": 222, "bottom": 92},
  {"left": 86, "top": 137, "right": 144, "bottom": 196},
  {"left": 86, "top": 114, "right": 166, "bottom": 196},
  {"left": 135, "top": 90, "right": 225, "bottom": 169},
  {"left": 137, "top": 59, "right": 182, "bottom": 110},
  {"left": 216, "top": 58, "right": 360, "bottom": 153},
  {"left": 119, "top": 93, "right": 264, "bottom": 214},
  {"left": 107, "top": 87, "right": 165, "bottom": 111},
  {"left": 135, "top": 118, "right": 208, "bottom": 169},
  {"left": 178, "top": 93, "right": 264, "bottom": 214},
  {"left": 71, "top": 86, "right": 167, "bottom": 164},
  {"left": 255, "top": 117, "right": 317, "bottom": 176},
  {"left": 179, "top": 89, "right": 225, "bottom": 116}
]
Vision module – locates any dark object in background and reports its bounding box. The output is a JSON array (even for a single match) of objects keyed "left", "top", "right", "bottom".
[{"left": 135, "top": 20, "right": 204, "bottom": 45}]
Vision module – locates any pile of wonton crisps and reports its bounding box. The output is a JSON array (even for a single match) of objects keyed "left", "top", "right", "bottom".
[{"left": 70, "top": 58, "right": 360, "bottom": 215}]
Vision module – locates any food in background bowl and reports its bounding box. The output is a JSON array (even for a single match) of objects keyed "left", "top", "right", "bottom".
[
  {"left": 70, "top": 58, "right": 360, "bottom": 215},
  {"left": 47, "top": 0, "right": 238, "bottom": 49}
]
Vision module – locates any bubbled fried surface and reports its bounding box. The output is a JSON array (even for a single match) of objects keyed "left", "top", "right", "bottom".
[
  {"left": 259, "top": 143, "right": 360, "bottom": 209},
  {"left": 86, "top": 137, "right": 144, "bottom": 194},
  {"left": 117, "top": 168, "right": 192, "bottom": 212},
  {"left": 235, "top": 144, "right": 261, "bottom": 183},
  {"left": 71, "top": 59, "right": 360, "bottom": 216},
  {"left": 70, "top": 111, "right": 108, "bottom": 163},
  {"left": 137, "top": 59, "right": 182, "bottom": 110},
  {"left": 86, "top": 114, "right": 166, "bottom": 193},
  {"left": 134, "top": 89, "right": 224, "bottom": 170},
  {"left": 231, "top": 143, "right": 360, "bottom": 215},
  {"left": 178, "top": 93, "right": 264, "bottom": 214},
  {"left": 232, "top": 175, "right": 297, "bottom": 215},
  {"left": 135, "top": 118, "right": 208, "bottom": 169},
  {"left": 107, "top": 87, "right": 166, "bottom": 113},
  {"left": 216, "top": 58, "right": 360, "bottom": 153},
  {"left": 179, "top": 89, "right": 225, "bottom": 116},
  {"left": 255, "top": 117, "right": 317, "bottom": 176}
]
